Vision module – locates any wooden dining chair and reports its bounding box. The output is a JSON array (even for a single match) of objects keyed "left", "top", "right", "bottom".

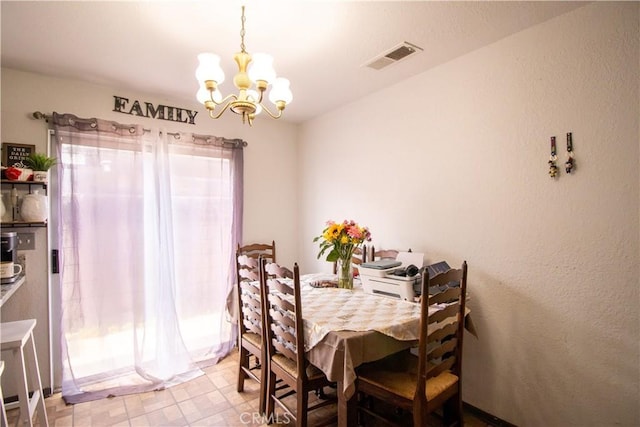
[
  {"left": 235, "top": 248, "right": 270, "bottom": 414},
  {"left": 332, "top": 245, "right": 368, "bottom": 275},
  {"left": 356, "top": 261, "right": 468, "bottom": 427},
  {"left": 260, "top": 258, "right": 336, "bottom": 426}
]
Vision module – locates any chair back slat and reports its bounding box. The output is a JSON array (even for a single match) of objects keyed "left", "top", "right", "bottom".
[
  {"left": 428, "top": 268, "right": 462, "bottom": 288},
  {"left": 429, "top": 286, "right": 461, "bottom": 305},
  {"left": 269, "top": 291, "right": 295, "bottom": 314},
  {"left": 427, "top": 355, "right": 456, "bottom": 379},
  {"left": 265, "top": 262, "right": 294, "bottom": 279},
  {"left": 427, "top": 337, "right": 457, "bottom": 360},
  {"left": 243, "top": 306, "right": 262, "bottom": 325},
  {"left": 269, "top": 307, "right": 296, "bottom": 330},
  {"left": 238, "top": 241, "right": 277, "bottom": 262},
  {"left": 269, "top": 279, "right": 294, "bottom": 296},
  {"left": 371, "top": 247, "right": 399, "bottom": 260},
  {"left": 370, "top": 247, "right": 413, "bottom": 261},
  {"left": 239, "top": 268, "right": 259, "bottom": 282},
  {"left": 238, "top": 254, "right": 260, "bottom": 269},
  {"left": 239, "top": 282, "right": 260, "bottom": 296},
  {"left": 271, "top": 322, "right": 297, "bottom": 344},
  {"left": 428, "top": 303, "right": 459, "bottom": 324},
  {"left": 243, "top": 319, "right": 262, "bottom": 335},
  {"left": 428, "top": 322, "right": 457, "bottom": 345}
]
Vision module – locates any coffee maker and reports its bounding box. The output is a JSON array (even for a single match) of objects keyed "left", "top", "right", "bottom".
[{"left": 1, "top": 231, "right": 21, "bottom": 284}]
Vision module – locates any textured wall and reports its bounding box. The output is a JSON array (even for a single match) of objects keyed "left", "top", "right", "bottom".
[{"left": 298, "top": 3, "right": 639, "bottom": 425}]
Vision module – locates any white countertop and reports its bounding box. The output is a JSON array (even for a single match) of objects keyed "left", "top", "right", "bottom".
[{"left": 0, "top": 275, "right": 26, "bottom": 308}]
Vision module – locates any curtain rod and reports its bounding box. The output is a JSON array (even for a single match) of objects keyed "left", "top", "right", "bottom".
[{"left": 31, "top": 111, "right": 248, "bottom": 148}]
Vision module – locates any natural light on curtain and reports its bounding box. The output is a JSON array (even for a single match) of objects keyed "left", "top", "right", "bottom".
[{"left": 51, "top": 113, "right": 243, "bottom": 404}]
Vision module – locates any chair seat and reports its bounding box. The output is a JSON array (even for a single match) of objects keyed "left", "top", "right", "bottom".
[
  {"left": 0, "top": 319, "right": 37, "bottom": 348},
  {"left": 359, "top": 354, "right": 459, "bottom": 401},
  {"left": 242, "top": 332, "right": 262, "bottom": 348},
  {"left": 272, "top": 353, "right": 326, "bottom": 380}
]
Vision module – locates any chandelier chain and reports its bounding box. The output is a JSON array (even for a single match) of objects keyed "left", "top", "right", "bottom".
[{"left": 240, "top": 5, "right": 246, "bottom": 53}]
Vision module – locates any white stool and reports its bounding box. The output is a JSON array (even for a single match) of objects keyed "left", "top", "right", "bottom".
[
  {"left": 0, "top": 360, "right": 8, "bottom": 427},
  {"left": 0, "top": 320, "right": 48, "bottom": 427}
]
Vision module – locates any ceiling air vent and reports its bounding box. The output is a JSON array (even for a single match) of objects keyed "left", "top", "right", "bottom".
[{"left": 364, "top": 41, "right": 423, "bottom": 70}]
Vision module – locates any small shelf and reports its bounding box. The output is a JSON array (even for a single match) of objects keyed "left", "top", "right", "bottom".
[
  {"left": 1, "top": 180, "right": 48, "bottom": 228},
  {"left": 1, "top": 179, "right": 47, "bottom": 189},
  {"left": 0, "top": 221, "right": 47, "bottom": 228}
]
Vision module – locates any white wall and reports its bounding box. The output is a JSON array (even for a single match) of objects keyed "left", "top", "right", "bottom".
[
  {"left": 298, "top": 2, "right": 639, "bottom": 426},
  {"left": 0, "top": 68, "right": 299, "bottom": 391}
]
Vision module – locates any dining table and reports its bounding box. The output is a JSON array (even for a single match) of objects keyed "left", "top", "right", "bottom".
[{"left": 298, "top": 273, "right": 434, "bottom": 427}]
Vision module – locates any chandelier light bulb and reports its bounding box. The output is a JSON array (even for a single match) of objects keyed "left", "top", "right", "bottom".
[
  {"left": 196, "top": 86, "right": 209, "bottom": 104},
  {"left": 269, "top": 77, "right": 293, "bottom": 105},
  {"left": 195, "top": 53, "right": 225, "bottom": 85},
  {"left": 248, "top": 53, "right": 276, "bottom": 86}
]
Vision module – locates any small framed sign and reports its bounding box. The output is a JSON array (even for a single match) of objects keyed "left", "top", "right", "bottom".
[{"left": 2, "top": 142, "right": 36, "bottom": 168}]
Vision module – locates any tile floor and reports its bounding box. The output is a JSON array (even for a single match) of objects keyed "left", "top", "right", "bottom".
[{"left": 6, "top": 350, "right": 492, "bottom": 426}]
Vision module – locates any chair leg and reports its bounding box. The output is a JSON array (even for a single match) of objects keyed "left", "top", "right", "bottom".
[
  {"left": 258, "top": 356, "right": 267, "bottom": 415},
  {"left": 237, "top": 347, "right": 249, "bottom": 392},
  {"left": 442, "top": 394, "right": 462, "bottom": 427},
  {"left": 297, "top": 389, "right": 308, "bottom": 427},
  {"left": 27, "top": 332, "right": 48, "bottom": 427},
  {"left": 15, "top": 347, "right": 32, "bottom": 427},
  {"left": 265, "top": 370, "right": 277, "bottom": 421}
]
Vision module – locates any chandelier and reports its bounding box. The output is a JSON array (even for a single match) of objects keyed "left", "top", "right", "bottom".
[{"left": 195, "top": 6, "right": 293, "bottom": 126}]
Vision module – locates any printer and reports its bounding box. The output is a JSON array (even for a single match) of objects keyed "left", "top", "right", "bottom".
[{"left": 359, "top": 251, "right": 425, "bottom": 300}]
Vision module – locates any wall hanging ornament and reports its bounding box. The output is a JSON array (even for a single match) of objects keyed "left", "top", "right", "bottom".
[
  {"left": 565, "top": 132, "right": 575, "bottom": 173},
  {"left": 548, "top": 136, "right": 558, "bottom": 178}
]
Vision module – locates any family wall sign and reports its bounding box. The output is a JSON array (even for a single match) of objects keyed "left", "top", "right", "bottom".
[{"left": 113, "top": 95, "right": 198, "bottom": 125}]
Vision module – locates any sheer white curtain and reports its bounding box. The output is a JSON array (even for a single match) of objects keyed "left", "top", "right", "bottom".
[{"left": 51, "top": 113, "right": 242, "bottom": 403}]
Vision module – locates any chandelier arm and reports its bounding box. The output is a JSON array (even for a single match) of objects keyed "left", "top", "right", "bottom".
[
  {"left": 257, "top": 102, "right": 284, "bottom": 119},
  {"left": 209, "top": 92, "right": 238, "bottom": 107},
  {"left": 209, "top": 100, "right": 235, "bottom": 119}
]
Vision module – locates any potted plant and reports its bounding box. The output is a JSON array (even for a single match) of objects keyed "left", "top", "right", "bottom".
[{"left": 24, "top": 152, "right": 56, "bottom": 183}]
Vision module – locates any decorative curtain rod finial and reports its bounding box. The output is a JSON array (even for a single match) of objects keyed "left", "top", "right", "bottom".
[{"left": 32, "top": 111, "right": 50, "bottom": 121}]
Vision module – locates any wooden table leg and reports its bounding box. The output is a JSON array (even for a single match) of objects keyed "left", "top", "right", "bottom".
[{"left": 337, "top": 381, "right": 357, "bottom": 427}]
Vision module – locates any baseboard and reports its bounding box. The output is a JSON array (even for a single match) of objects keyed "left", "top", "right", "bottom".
[
  {"left": 3, "top": 387, "right": 52, "bottom": 405},
  {"left": 463, "top": 401, "right": 517, "bottom": 427}
]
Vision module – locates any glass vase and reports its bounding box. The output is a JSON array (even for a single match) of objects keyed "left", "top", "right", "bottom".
[{"left": 337, "top": 258, "right": 354, "bottom": 290}]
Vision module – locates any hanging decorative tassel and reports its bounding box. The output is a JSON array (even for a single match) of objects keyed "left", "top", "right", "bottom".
[
  {"left": 565, "top": 132, "right": 575, "bottom": 174},
  {"left": 548, "top": 136, "right": 558, "bottom": 178}
]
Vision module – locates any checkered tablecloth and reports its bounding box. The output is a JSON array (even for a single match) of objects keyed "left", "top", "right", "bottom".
[{"left": 299, "top": 274, "right": 439, "bottom": 351}]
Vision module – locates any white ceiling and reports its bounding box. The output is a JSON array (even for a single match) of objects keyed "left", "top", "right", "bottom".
[{"left": 1, "top": 1, "right": 587, "bottom": 124}]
